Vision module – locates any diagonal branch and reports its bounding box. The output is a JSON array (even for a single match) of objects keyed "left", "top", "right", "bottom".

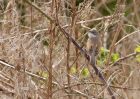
[
  {"left": 56, "top": 21, "right": 116, "bottom": 99},
  {"left": 24, "top": 0, "right": 115, "bottom": 98},
  {"left": 24, "top": 0, "right": 54, "bottom": 22}
]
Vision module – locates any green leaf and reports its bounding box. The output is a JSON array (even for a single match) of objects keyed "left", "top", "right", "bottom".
[
  {"left": 42, "top": 71, "right": 48, "bottom": 78},
  {"left": 135, "top": 46, "right": 140, "bottom": 53},
  {"left": 136, "top": 55, "right": 140, "bottom": 62},
  {"left": 100, "top": 47, "right": 109, "bottom": 58},
  {"left": 111, "top": 53, "right": 119, "bottom": 63},
  {"left": 70, "top": 66, "right": 77, "bottom": 74},
  {"left": 81, "top": 68, "right": 89, "bottom": 78},
  {"left": 38, "top": 71, "right": 48, "bottom": 79},
  {"left": 97, "top": 59, "right": 107, "bottom": 65},
  {"left": 100, "top": 47, "right": 110, "bottom": 53},
  {"left": 97, "top": 47, "right": 109, "bottom": 65}
]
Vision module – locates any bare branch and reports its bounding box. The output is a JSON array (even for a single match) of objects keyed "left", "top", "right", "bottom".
[
  {"left": 110, "top": 52, "right": 140, "bottom": 66},
  {"left": 24, "top": 0, "right": 116, "bottom": 98}
]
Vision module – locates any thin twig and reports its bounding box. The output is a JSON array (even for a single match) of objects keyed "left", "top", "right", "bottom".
[
  {"left": 0, "top": 14, "right": 124, "bottom": 42},
  {"left": 0, "top": 79, "right": 14, "bottom": 94},
  {"left": 106, "top": 0, "right": 125, "bottom": 66},
  {"left": 25, "top": 0, "right": 54, "bottom": 22},
  {"left": 53, "top": 81, "right": 140, "bottom": 95},
  {"left": 0, "top": 59, "right": 58, "bottom": 85},
  {"left": 56, "top": 19, "right": 115, "bottom": 99},
  {"left": 76, "top": 13, "right": 124, "bottom": 24},
  {"left": 115, "top": 30, "right": 140, "bottom": 46},
  {"left": 110, "top": 52, "right": 139, "bottom": 66},
  {"left": 24, "top": 0, "right": 115, "bottom": 98}
]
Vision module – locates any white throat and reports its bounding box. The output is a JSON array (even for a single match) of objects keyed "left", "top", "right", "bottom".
[{"left": 88, "top": 33, "right": 96, "bottom": 38}]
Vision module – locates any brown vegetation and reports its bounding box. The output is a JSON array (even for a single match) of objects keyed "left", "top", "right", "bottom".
[{"left": 0, "top": 0, "right": 140, "bottom": 99}]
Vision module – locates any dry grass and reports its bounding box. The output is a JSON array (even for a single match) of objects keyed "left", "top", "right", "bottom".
[{"left": 0, "top": 0, "right": 140, "bottom": 99}]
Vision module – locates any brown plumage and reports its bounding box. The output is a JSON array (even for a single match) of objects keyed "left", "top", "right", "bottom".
[{"left": 86, "top": 29, "right": 101, "bottom": 65}]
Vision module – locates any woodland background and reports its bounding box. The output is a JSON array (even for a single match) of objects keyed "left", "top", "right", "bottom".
[{"left": 0, "top": 0, "right": 140, "bottom": 99}]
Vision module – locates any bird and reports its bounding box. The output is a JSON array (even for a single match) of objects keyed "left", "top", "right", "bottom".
[{"left": 86, "top": 29, "right": 101, "bottom": 65}]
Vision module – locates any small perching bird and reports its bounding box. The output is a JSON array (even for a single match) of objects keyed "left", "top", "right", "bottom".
[{"left": 86, "top": 28, "right": 101, "bottom": 65}]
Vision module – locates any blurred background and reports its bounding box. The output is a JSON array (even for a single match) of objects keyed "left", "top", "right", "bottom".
[{"left": 0, "top": 0, "right": 140, "bottom": 99}]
